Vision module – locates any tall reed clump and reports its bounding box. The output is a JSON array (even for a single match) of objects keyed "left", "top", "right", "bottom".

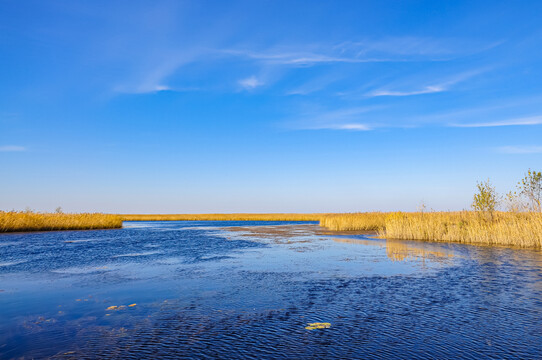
[
  {"left": 121, "top": 213, "right": 325, "bottom": 222},
  {"left": 319, "top": 170, "right": 542, "bottom": 248},
  {"left": 319, "top": 211, "right": 542, "bottom": 248},
  {"left": 380, "top": 211, "right": 542, "bottom": 248},
  {"left": 0, "top": 211, "right": 123, "bottom": 232},
  {"left": 319, "top": 212, "right": 388, "bottom": 231}
]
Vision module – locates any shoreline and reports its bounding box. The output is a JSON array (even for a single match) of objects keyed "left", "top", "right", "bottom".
[{"left": 1, "top": 212, "right": 541, "bottom": 249}]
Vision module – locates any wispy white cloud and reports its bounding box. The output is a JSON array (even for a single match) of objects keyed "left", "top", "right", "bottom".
[
  {"left": 408, "top": 94, "right": 542, "bottom": 128},
  {"left": 114, "top": 84, "right": 172, "bottom": 94},
  {"left": 336, "top": 37, "right": 503, "bottom": 58},
  {"left": 370, "top": 85, "right": 446, "bottom": 97},
  {"left": 238, "top": 76, "right": 264, "bottom": 90},
  {"left": 110, "top": 35, "right": 500, "bottom": 96},
  {"left": 0, "top": 145, "right": 26, "bottom": 152},
  {"left": 112, "top": 47, "right": 204, "bottom": 94},
  {"left": 220, "top": 49, "right": 383, "bottom": 66},
  {"left": 223, "top": 37, "right": 501, "bottom": 68},
  {"left": 287, "top": 106, "right": 380, "bottom": 131},
  {"left": 326, "top": 123, "right": 372, "bottom": 131},
  {"left": 497, "top": 145, "right": 542, "bottom": 154},
  {"left": 298, "top": 122, "right": 372, "bottom": 131},
  {"left": 367, "top": 69, "right": 486, "bottom": 97},
  {"left": 450, "top": 115, "right": 542, "bottom": 128}
]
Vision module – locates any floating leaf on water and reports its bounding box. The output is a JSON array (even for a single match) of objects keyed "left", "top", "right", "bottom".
[
  {"left": 128, "top": 303, "right": 137, "bottom": 307},
  {"left": 305, "top": 322, "right": 331, "bottom": 330},
  {"left": 106, "top": 306, "right": 118, "bottom": 310},
  {"left": 76, "top": 299, "right": 82, "bottom": 302}
]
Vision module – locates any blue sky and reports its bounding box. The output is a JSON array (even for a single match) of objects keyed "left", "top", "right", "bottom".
[{"left": 1, "top": 0, "right": 542, "bottom": 213}]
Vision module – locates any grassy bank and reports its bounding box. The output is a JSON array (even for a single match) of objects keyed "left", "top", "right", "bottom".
[
  {"left": 319, "top": 212, "right": 542, "bottom": 248},
  {"left": 121, "top": 213, "right": 324, "bottom": 222},
  {"left": 0, "top": 211, "right": 123, "bottom": 232}
]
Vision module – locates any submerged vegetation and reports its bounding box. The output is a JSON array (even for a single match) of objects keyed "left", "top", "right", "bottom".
[
  {"left": 305, "top": 322, "right": 331, "bottom": 330},
  {"left": 0, "top": 211, "right": 122, "bottom": 232}
]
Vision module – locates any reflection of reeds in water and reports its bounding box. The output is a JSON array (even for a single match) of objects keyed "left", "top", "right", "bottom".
[
  {"left": 322, "top": 212, "right": 542, "bottom": 248},
  {"left": 384, "top": 240, "right": 453, "bottom": 262},
  {"left": 121, "top": 213, "right": 324, "bottom": 222},
  {"left": 331, "top": 237, "right": 378, "bottom": 246},
  {"left": 0, "top": 211, "right": 123, "bottom": 232},
  {"left": 332, "top": 237, "right": 453, "bottom": 262}
]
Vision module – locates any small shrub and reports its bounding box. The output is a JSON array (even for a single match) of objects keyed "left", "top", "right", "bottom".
[
  {"left": 472, "top": 179, "right": 499, "bottom": 220},
  {"left": 518, "top": 169, "right": 542, "bottom": 212}
]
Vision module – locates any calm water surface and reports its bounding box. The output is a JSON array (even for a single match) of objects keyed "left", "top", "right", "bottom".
[{"left": 1, "top": 221, "right": 541, "bottom": 359}]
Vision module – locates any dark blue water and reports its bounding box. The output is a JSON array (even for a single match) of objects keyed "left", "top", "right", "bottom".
[{"left": 1, "top": 221, "right": 541, "bottom": 359}]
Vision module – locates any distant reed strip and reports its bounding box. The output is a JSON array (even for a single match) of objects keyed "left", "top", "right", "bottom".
[
  {"left": 319, "top": 212, "right": 542, "bottom": 248},
  {"left": 0, "top": 212, "right": 123, "bottom": 232},
  {"left": 121, "top": 213, "right": 325, "bottom": 222}
]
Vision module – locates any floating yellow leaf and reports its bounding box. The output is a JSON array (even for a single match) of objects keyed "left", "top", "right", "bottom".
[
  {"left": 128, "top": 303, "right": 137, "bottom": 307},
  {"left": 305, "top": 322, "right": 331, "bottom": 330},
  {"left": 106, "top": 306, "right": 118, "bottom": 310}
]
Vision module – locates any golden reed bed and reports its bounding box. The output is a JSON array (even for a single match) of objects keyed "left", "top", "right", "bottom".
[
  {"left": 320, "top": 212, "right": 542, "bottom": 248},
  {"left": 0, "top": 212, "right": 123, "bottom": 232}
]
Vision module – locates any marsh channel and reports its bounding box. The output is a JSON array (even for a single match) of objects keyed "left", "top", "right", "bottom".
[{"left": 1, "top": 221, "right": 541, "bottom": 359}]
